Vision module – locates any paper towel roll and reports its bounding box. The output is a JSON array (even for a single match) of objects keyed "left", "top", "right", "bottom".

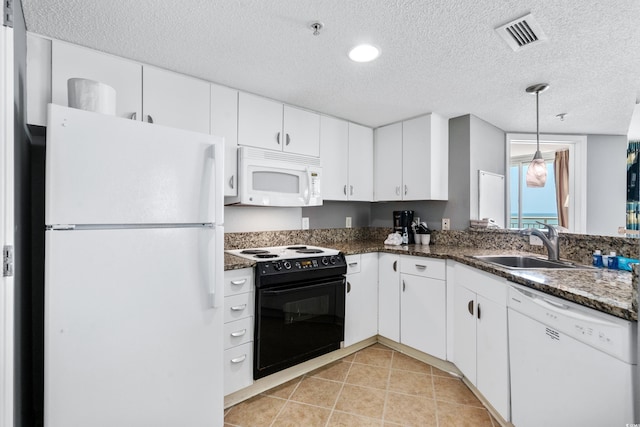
[{"left": 67, "top": 78, "right": 116, "bottom": 115}]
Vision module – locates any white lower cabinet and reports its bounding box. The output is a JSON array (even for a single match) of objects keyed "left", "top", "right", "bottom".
[
  {"left": 400, "top": 257, "right": 446, "bottom": 359},
  {"left": 377, "top": 254, "right": 446, "bottom": 359},
  {"left": 377, "top": 253, "right": 400, "bottom": 342},
  {"left": 344, "top": 253, "right": 378, "bottom": 347},
  {"left": 452, "top": 263, "right": 509, "bottom": 420},
  {"left": 223, "top": 268, "right": 254, "bottom": 396}
]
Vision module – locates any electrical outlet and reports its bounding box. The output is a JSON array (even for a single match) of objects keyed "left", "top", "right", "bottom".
[
  {"left": 346, "top": 217, "right": 352, "bottom": 228},
  {"left": 529, "top": 235, "right": 543, "bottom": 246},
  {"left": 302, "top": 217, "right": 310, "bottom": 230},
  {"left": 442, "top": 218, "right": 450, "bottom": 230}
]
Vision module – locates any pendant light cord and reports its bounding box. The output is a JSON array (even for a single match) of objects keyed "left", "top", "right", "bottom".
[{"left": 536, "top": 90, "right": 540, "bottom": 153}]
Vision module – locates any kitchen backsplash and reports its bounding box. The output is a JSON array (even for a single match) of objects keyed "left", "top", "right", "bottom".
[{"left": 225, "top": 227, "right": 639, "bottom": 266}]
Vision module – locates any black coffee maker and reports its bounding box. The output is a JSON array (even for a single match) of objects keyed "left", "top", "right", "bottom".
[{"left": 393, "top": 210, "right": 414, "bottom": 244}]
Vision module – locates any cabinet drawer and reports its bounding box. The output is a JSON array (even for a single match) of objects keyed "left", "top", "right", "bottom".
[
  {"left": 345, "top": 254, "right": 361, "bottom": 274},
  {"left": 400, "top": 256, "right": 445, "bottom": 280},
  {"left": 224, "top": 317, "right": 254, "bottom": 350},
  {"left": 224, "top": 292, "right": 254, "bottom": 323},
  {"left": 224, "top": 268, "right": 254, "bottom": 296},
  {"left": 224, "top": 342, "right": 254, "bottom": 396}
]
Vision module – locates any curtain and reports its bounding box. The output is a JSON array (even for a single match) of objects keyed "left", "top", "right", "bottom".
[
  {"left": 627, "top": 141, "right": 640, "bottom": 234},
  {"left": 554, "top": 149, "right": 569, "bottom": 228}
]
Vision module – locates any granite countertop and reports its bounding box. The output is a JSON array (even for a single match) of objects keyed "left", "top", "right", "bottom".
[{"left": 225, "top": 240, "right": 637, "bottom": 321}]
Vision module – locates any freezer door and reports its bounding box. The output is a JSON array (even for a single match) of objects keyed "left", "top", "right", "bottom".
[
  {"left": 45, "top": 104, "right": 224, "bottom": 225},
  {"left": 44, "top": 227, "right": 223, "bottom": 427}
]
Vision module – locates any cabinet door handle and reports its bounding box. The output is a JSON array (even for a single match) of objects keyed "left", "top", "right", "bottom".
[
  {"left": 146, "top": 115, "right": 154, "bottom": 123},
  {"left": 230, "top": 329, "right": 247, "bottom": 337},
  {"left": 477, "top": 303, "right": 481, "bottom": 320},
  {"left": 129, "top": 112, "right": 137, "bottom": 120},
  {"left": 404, "top": 185, "right": 408, "bottom": 195},
  {"left": 230, "top": 279, "right": 246, "bottom": 286},
  {"left": 230, "top": 354, "right": 247, "bottom": 364},
  {"left": 468, "top": 300, "right": 474, "bottom": 316},
  {"left": 350, "top": 185, "right": 354, "bottom": 196},
  {"left": 348, "top": 262, "right": 358, "bottom": 267},
  {"left": 344, "top": 185, "right": 347, "bottom": 195},
  {"left": 286, "top": 133, "right": 291, "bottom": 146},
  {"left": 395, "top": 186, "right": 400, "bottom": 196},
  {"left": 393, "top": 260, "right": 397, "bottom": 272},
  {"left": 402, "top": 280, "right": 406, "bottom": 292},
  {"left": 347, "top": 281, "right": 351, "bottom": 293},
  {"left": 415, "top": 264, "right": 427, "bottom": 270},
  {"left": 230, "top": 304, "right": 247, "bottom": 311},
  {"left": 229, "top": 175, "right": 235, "bottom": 189},
  {"left": 276, "top": 132, "right": 281, "bottom": 144}
]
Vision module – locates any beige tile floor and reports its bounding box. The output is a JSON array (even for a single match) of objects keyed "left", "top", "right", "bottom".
[{"left": 224, "top": 344, "right": 499, "bottom": 427}]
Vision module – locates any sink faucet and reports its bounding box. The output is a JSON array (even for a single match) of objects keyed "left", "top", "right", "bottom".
[{"left": 519, "top": 222, "right": 559, "bottom": 261}]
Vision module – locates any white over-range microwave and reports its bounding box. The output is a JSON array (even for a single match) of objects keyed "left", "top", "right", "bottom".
[{"left": 226, "top": 147, "right": 322, "bottom": 207}]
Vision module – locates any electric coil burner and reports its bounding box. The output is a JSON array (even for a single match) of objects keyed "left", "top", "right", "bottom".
[{"left": 226, "top": 245, "right": 346, "bottom": 379}]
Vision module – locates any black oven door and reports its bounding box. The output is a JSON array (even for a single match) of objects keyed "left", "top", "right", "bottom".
[{"left": 254, "top": 276, "right": 346, "bottom": 379}]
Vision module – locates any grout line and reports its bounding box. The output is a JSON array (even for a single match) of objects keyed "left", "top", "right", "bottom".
[
  {"left": 323, "top": 353, "right": 355, "bottom": 427},
  {"left": 431, "top": 369, "right": 441, "bottom": 427},
  {"left": 380, "top": 349, "right": 395, "bottom": 424},
  {"left": 267, "top": 378, "right": 303, "bottom": 427}
]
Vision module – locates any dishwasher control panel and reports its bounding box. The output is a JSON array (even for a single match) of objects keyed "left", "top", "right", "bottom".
[{"left": 507, "top": 283, "right": 637, "bottom": 364}]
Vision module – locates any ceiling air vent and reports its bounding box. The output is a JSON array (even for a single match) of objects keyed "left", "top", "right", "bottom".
[{"left": 495, "top": 13, "right": 547, "bottom": 51}]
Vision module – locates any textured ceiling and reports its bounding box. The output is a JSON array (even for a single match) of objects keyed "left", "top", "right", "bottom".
[{"left": 21, "top": 0, "right": 640, "bottom": 135}]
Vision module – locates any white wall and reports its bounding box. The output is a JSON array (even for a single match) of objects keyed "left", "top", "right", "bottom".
[{"left": 586, "top": 134, "right": 627, "bottom": 236}]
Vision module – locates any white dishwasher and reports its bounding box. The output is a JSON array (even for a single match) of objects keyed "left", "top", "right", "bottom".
[{"left": 508, "top": 283, "right": 637, "bottom": 427}]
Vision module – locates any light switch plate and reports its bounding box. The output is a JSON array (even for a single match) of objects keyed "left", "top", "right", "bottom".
[
  {"left": 302, "top": 217, "right": 310, "bottom": 230},
  {"left": 442, "top": 218, "right": 450, "bottom": 230}
]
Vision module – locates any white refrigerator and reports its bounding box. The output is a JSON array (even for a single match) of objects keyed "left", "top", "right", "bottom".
[{"left": 44, "top": 105, "right": 224, "bottom": 427}]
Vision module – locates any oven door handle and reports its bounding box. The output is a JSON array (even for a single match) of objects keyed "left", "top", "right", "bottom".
[{"left": 261, "top": 280, "right": 344, "bottom": 296}]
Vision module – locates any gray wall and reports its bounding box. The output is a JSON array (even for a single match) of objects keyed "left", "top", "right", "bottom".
[
  {"left": 302, "top": 201, "right": 370, "bottom": 229},
  {"left": 586, "top": 134, "right": 627, "bottom": 236},
  {"left": 443, "top": 115, "right": 505, "bottom": 230},
  {"left": 369, "top": 200, "right": 447, "bottom": 231}
]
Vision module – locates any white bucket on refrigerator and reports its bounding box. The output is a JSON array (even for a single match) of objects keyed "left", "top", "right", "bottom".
[{"left": 67, "top": 78, "right": 116, "bottom": 115}]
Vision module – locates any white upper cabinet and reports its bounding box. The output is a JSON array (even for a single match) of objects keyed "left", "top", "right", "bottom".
[
  {"left": 320, "top": 116, "right": 349, "bottom": 200},
  {"left": 210, "top": 84, "right": 239, "bottom": 197},
  {"left": 320, "top": 118, "right": 373, "bottom": 201},
  {"left": 374, "top": 114, "right": 449, "bottom": 201},
  {"left": 347, "top": 123, "right": 374, "bottom": 201},
  {"left": 374, "top": 122, "right": 403, "bottom": 201},
  {"left": 283, "top": 105, "right": 320, "bottom": 157},
  {"left": 142, "top": 66, "right": 210, "bottom": 134},
  {"left": 402, "top": 114, "right": 449, "bottom": 200},
  {"left": 238, "top": 92, "right": 320, "bottom": 157},
  {"left": 51, "top": 41, "right": 142, "bottom": 120}
]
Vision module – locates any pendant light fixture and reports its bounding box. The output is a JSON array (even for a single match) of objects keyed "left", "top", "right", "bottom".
[{"left": 525, "top": 83, "right": 549, "bottom": 188}]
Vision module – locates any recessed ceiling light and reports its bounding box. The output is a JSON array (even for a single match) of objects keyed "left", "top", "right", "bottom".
[{"left": 348, "top": 44, "right": 380, "bottom": 62}]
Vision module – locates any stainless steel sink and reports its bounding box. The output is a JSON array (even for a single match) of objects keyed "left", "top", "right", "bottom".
[{"left": 472, "top": 255, "right": 593, "bottom": 270}]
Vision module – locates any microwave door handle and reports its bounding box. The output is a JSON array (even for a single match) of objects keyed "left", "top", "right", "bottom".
[{"left": 303, "top": 167, "right": 311, "bottom": 205}]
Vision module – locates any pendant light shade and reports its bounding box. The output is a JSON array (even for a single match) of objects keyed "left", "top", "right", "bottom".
[{"left": 525, "top": 83, "right": 549, "bottom": 188}]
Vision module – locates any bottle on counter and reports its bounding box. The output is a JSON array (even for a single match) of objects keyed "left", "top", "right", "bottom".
[
  {"left": 592, "top": 250, "right": 603, "bottom": 267},
  {"left": 607, "top": 251, "right": 618, "bottom": 270}
]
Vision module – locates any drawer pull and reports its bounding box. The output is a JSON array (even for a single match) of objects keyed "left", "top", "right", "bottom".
[
  {"left": 230, "top": 354, "right": 247, "bottom": 364},
  {"left": 230, "top": 279, "right": 247, "bottom": 286},
  {"left": 415, "top": 264, "right": 427, "bottom": 270},
  {"left": 230, "top": 304, "right": 247, "bottom": 311},
  {"left": 231, "top": 329, "right": 247, "bottom": 337},
  {"left": 348, "top": 262, "right": 358, "bottom": 267}
]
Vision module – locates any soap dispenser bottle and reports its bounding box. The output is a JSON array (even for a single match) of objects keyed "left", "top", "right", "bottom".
[
  {"left": 592, "top": 250, "right": 603, "bottom": 267},
  {"left": 607, "top": 251, "right": 618, "bottom": 269}
]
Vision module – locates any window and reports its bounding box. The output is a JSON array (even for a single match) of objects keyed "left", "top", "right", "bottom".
[{"left": 510, "top": 153, "right": 558, "bottom": 229}]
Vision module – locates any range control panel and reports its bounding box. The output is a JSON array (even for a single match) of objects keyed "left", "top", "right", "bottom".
[{"left": 255, "top": 254, "right": 347, "bottom": 288}]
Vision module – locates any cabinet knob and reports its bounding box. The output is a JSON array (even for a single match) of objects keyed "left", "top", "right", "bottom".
[
  {"left": 402, "top": 280, "right": 406, "bottom": 292},
  {"left": 395, "top": 186, "right": 400, "bottom": 196},
  {"left": 477, "top": 303, "right": 482, "bottom": 319},
  {"left": 404, "top": 185, "right": 408, "bottom": 195},
  {"left": 146, "top": 115, "right": 154, "bottom": 124},
  {"left": 286, "top": 133, "right": 291, "bottom": 146},
  {"left": 129, "top": 112, "right": 137, "bottom": 120},
  {"left": 276, "top": 132, "right": 281, "bottom": 144},
  {"left": 350, "top": 185, "right": 354, "bottom": 196},
  {"left": 229, "top": 175, "right": 235, "bottom": 189},
  {"left": 393, "top": 260, "right": 397, "bottom": 272},
  {"left": 347, "top": 281, "right": 352, "bottom": 293},
  {"left": 344, "top": 185, "right": 347, "bottom": 195},
  {"left": 467, "top": 300, "right": 474, "bottom": 316}
]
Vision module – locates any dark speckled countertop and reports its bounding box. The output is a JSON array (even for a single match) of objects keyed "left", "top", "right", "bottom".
[{"left": 225, "top": 240, "right": 636, "bottom": 321}]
